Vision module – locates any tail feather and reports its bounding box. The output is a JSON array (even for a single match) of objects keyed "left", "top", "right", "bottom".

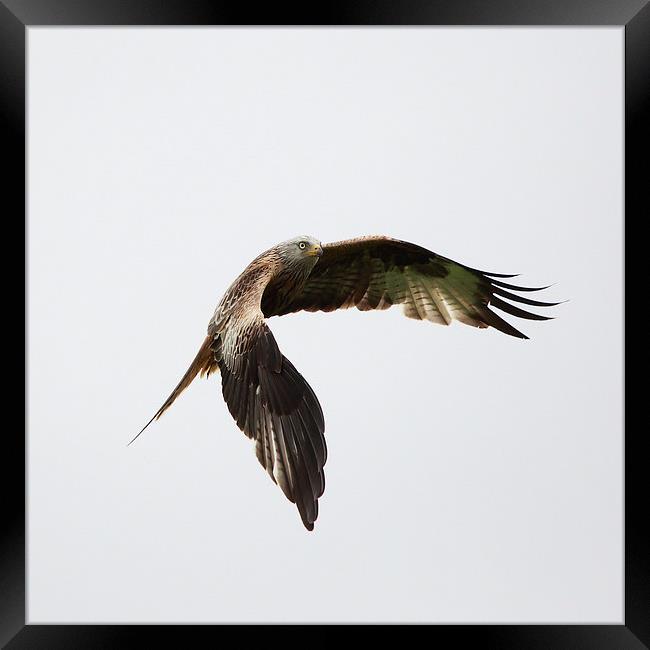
[{"left": 129, "top": 335, "right": 218, "bottom": 446}]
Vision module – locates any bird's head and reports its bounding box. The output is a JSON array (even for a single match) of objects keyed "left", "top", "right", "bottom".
[{"left": 277, "top": 236, "right": 323, "bottom": 266}]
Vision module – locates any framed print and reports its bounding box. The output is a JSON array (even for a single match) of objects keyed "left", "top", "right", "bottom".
[{"left": 5, "top": 0, "right": 646, "bottom": 646}]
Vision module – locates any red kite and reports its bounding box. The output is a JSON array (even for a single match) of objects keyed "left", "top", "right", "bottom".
[{"left": 133, "top": 236, "right": 559, "bottom": 530}]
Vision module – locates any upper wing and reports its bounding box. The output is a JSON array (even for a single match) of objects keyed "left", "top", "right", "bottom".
[
  {"left": 261, "top": 236, "right": 559, "bottom": 339},
  {"left": 215, "top": 315, "right": 327, "bottom": 531}
]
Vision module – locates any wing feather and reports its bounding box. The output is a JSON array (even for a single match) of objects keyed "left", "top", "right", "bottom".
[
  {"left": 262, "top": 235, "right": 558, "bottom": 339},
  {"left": 217, "top": 318, "right": 326, "bottom": 531}
]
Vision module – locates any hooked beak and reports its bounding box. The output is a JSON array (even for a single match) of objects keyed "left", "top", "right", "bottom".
[{"left": 308, "top": 244, "right": 323, "bottom": 258}]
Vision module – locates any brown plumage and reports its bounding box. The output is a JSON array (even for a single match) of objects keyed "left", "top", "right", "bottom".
[{"left": 133, "top": 235, "right": 560, "bottom": 530}]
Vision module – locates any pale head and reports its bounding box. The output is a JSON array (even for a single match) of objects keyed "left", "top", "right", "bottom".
[{"left": 276, "top": 235, "right": 323, "bottom": 267}]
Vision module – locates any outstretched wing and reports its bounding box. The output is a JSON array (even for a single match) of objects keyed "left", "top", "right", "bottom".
[
  {"left": 261, "top": 236, "right": 559, "bottom": 339},
  {"left": 216, "top": 316, "right": 326, "bottom": 531}
]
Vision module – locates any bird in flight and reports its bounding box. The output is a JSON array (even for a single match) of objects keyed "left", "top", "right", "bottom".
[{"left": 133, "top": 235, "right": 559, "bottom": 530}]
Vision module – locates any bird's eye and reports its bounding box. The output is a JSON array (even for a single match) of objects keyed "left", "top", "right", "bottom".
[{"left": 299, "top": 242, "right": 306, "bottom": 250}]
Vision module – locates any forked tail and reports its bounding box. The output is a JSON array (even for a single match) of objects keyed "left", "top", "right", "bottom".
[{"left": 128, "top": 335, "right": 218, "bottom": 446}]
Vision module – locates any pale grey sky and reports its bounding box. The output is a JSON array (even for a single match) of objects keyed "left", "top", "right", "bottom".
[{"left": 28, "top": 27, "right": 622, "bottom": 623}]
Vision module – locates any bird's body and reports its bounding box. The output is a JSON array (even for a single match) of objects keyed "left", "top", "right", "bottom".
[{"left": 134, "top": 235, "right": 559, "bottom": 530}]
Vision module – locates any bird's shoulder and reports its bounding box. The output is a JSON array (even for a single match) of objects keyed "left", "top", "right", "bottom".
[{"left": 210, "top": 249, "right": 282, "bottom": 333}]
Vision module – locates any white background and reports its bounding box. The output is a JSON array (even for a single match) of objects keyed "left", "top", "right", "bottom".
[{"left": 28, "top": 28, "right": 623, "bottom": 623}]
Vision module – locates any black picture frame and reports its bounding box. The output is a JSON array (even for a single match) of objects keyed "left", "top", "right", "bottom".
[{"left": 6, "top": 1, "right": 645, "bottom": 646}]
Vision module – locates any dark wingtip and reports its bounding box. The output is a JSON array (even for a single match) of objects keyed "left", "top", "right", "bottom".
[
  {"left": 482, "top": 271, "right": 520, "bottom": 278},
  {"left": 462, "top": 264, "right": 521, "bottom": 279},
  {"left": 490, "top": 296, "right": 555, "bottom": 321},
  {"left": 492, "top": 287, "right": 564, "bottom": 308},
  {"left": 490, "top": 279, "right": 553, "bottom": 292}
]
